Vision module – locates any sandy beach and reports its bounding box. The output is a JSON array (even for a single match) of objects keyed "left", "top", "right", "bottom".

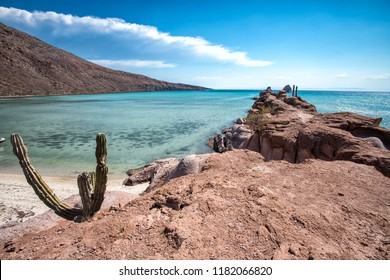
[{"left": 0, "top": 172, "right": 147, "bottom": 225}]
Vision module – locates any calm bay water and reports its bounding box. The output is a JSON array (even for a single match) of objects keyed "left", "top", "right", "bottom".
[{"left": 0, "top": 90, "right": 389, "bottom": 177}]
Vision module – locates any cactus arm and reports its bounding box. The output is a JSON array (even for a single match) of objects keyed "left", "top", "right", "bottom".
[
  {"left": 91, "top": 133, "right": 108, "bottom": 212},
  {"left": 10, "top": 133, "right": 108, "bottom": 221},
  {"left": 77, "top": 172, "right": 92, "bottom": 221},
  {"left": 10, "top": 133, "right": 83, "bottom": 220}
]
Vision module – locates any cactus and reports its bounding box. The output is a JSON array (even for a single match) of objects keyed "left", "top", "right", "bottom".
[{"left": 10, "top": 133, "right": 108, "bottom": 221}]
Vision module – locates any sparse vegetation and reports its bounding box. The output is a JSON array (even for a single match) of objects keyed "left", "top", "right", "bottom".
[
  {"left": 259, "top": 105, "right": 276, "bottom": 114},
  {"left": 246, "top": 105, "right": 275, "bottom": 132},
  {"left": 246, "top": 112, "right": 271, "bottom": 132}
]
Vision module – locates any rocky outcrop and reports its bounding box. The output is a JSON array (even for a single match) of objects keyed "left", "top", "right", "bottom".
[
  {"left": 2, "top": 150, "right": 389, "bottom": 260},
  {"left": 0, "top": 23, "right": 206, "bottom": 97},
  {"left": 124, "top": 154, "right": 211, "bottom": 192},
  {"left": 282, "top": 85, "right": 292, "bottom": 93},
  {"left": 168, "top": 154, "right": 210, "bottom": 181},
  {"left": 124, "top": 158, "right": 180, "bottom": 188},
  {"left": 214, "top": 88, "right": 390, "bottom": 177}
]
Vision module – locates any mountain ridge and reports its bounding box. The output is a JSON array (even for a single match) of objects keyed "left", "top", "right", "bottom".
[{"left": 0, "top": 23, "right": 206, "bottom": 97}]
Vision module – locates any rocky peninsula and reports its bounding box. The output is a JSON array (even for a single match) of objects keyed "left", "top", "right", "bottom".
[{"left": 0, "top": 87, "right": 389, "bottom": 260}]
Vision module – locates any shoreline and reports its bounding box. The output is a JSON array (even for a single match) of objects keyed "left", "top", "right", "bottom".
[
  {"left": 0, "top": 88, "right": 210, "bottom": 99},
  {"left": 0, "top": 172, "right": 148, "bottom": 225},
  {"left": 2, "top": 88, "right": 390, "bottom": 99}
]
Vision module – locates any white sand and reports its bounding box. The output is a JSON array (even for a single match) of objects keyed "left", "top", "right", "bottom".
[{"left": 0, "top": 172, "right": 148, "bottom": 225}]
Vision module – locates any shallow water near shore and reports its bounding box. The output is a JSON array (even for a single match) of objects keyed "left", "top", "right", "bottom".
[{"left": 0, "top": 89, "right": 389, "bottom": 177}]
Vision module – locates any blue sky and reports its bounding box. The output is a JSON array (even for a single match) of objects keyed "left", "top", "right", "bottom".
[{"left": 0, "top": 0, "right": 390, "bottom": 90}]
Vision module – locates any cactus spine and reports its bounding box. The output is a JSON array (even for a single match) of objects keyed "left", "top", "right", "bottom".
[{"left": 10, "top": 133, "right": 108, "bottom": 221}]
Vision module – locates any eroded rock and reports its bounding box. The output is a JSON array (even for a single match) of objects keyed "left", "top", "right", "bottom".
[
  {"left": 125, "top": 154, "right": 210, "bottom": 192},
  {"left": 215, "top": 87, "right": 390, "bottom": 177},
  {"left": 124, "top": 158, "right": 179, "bottom": 186}
]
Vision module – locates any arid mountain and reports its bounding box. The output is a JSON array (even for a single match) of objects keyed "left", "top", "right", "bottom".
[{"left": 0, "top": 23, "right": 205, "bottom": 97}]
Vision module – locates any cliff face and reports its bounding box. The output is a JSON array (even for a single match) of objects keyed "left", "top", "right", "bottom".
[
  {"left": 0, "top": 23, "right": 205, "bottom": 97},
  {"left": 215, "top": 89, "right": 390, "bottom": 177}
]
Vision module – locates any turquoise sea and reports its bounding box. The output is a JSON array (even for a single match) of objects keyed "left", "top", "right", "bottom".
[{"left": 0, "top": 90, "right": 389, "bottom": 177}]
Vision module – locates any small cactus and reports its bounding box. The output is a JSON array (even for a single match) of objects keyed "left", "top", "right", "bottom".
[{"left": 10, "top": 133, "right": 108, "bottom": 221}]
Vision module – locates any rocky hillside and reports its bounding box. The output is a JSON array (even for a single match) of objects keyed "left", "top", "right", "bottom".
[{"left": 0, "top": 23, "right": 205, "bottom": 97}]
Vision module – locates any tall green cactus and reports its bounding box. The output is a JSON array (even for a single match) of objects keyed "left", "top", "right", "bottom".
[{"left": 10, "top": 133, "right": 108, "bottom": 221}]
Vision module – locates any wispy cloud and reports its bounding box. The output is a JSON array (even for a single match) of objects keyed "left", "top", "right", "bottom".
[
  {"left": 90, "top": 59, "right": 176, "bottom": 69},
  {"left": 0, "top": 7, "right": 273, "bottom": 67},
  {"left": 335, "top": 73, "right": 349, "bottom": 78},
  {"left": 365, "top": 73, "right": 390, "bottom": 80}
]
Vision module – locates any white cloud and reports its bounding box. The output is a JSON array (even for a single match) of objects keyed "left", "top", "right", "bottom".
[
  {"left": 0, "top": 7, "right": 273, "bottom": 67},
  {"left": 89, "top": 59, "right": 176, "bottom": 68},
  {"left": 365, "top": 73, "right": 390, "bottom": 80},
  {"left": 335, "top": 73, "right": 349, "bottom": 78}
]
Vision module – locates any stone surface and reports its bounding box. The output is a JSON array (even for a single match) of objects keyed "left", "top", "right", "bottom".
[
  {"left": 124, "top": 154, "right": 210, "bottom": 193},
  {"left": 282, "top": 85, "right": 292, "bottom": 93},
  {"left": 167, "top": 154, "right": 210, "bottom": 181},
  {"left": 217, "top": 89, "right": 390, "bottom": 177},
  {"left": 123, "top": 158, "right": 179, "bottom": 186},
  {"left": 1, "top": 150, "right": 389, "bottom": 260},
  {"left": 213, "top": 134, "right": 227, "bottom": 153},
  {"left": 235, "top": 118, "right": 245, "bottom": 124}
]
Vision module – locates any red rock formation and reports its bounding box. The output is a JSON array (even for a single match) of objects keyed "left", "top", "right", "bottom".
[
  {"left": 218, "top": 89, "right": 390, "bottom": 177},
  {"left": 1, "top": 150, "right": 389, "bottom": 259}
]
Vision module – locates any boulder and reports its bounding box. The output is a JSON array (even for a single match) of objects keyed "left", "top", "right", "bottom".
[
  {"left": 235, "top": 118, "right": 245, "bottom": 124},
  {"left": 168, "top": 154, "right": 210, "bottom": 181},
  {"left": 231, "top": 124, "right": 252, "bottom": 148},
  {"left": 364, "top": 137, "right": 386, "bottom": 149},
  {"left": 259, "top": 86, "right": 273, "bottom": 96},
  {"left": 224, "top": 131, "right": 233, "bottom": 151},
  {"left": 123, "top": 158, "right": 179, "bottom": 186},
  {"left": 146, "top": 154, "right": 211, "bottom": 192},
  {"left": 125, "top": 154, "right": 211, "bottom": 193},
  {"left": 213, "top": 133, "right": 227, "bottom": 153},
  {"left": 282, "top": 85, "right": 292, "bottom": 93}
]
